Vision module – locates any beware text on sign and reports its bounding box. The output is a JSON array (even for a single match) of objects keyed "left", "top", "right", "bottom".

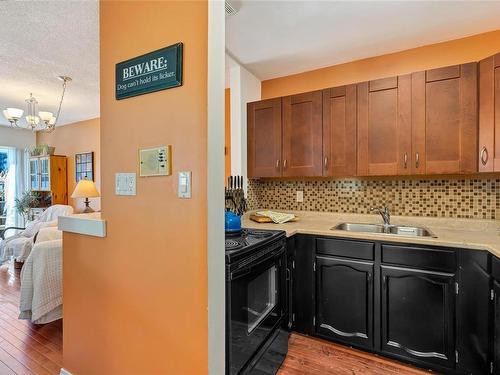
[{"left": 115, "top": 43, "right": 183, "bottom": 100}]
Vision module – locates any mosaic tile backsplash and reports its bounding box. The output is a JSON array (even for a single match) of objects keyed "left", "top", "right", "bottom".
[{"left": 247, "top": 178, "right": 500, "bottom": 220}]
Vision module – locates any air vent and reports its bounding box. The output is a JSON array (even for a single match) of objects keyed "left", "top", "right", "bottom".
[{"left": 225, "top": 1, "right": 238, "bottom": 16}]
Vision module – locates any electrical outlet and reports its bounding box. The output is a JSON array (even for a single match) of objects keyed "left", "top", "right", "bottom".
[{"left": 296, "top": 190, "right": 304, "bottom": 203}]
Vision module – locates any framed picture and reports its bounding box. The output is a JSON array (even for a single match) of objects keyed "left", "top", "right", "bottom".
[{"left": 75, "top": 152, "right": 94, "bottom": 182}]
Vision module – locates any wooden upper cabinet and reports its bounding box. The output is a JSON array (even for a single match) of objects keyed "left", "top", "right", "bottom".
[
  {"left": 323, "top": 85, "right": 357, "bottom": 177},
  {"left": 282, "top": 91, "right": 323, "bottom": 177},
  {"left": 357, "top": 76, "right": 412, "bottom": 176},
  {"left": 479, "top": 53, "right": 500, "bottom": 172},
  {"left": 247, "top": 98, "right": 282, "bottom": 178},
  {"left": 412, "top": 63, "right": 478, "bottom": 175}
]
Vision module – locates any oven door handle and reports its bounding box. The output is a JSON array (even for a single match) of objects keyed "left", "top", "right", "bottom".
[{"left": 231, "top": 246, "right": 285, "bottom": 280}]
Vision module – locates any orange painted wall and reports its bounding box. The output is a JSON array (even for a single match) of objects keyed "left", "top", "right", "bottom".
[
  {"left": 62, "top": 2, "right": 208, "bottom": 374},
  {"left": 37, "top": 118, "right": 100, "bottom": 212},
  {"left": 225, "top": 88, "right": 231, "bottom": 181},
  {"left": 262, "top": 29, "right": 500, "bottom": 99}
]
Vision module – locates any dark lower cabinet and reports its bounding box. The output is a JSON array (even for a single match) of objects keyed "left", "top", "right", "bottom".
[
  {"left": 292, "top": 235, "right": 499, "bottom": 374},
  {"left": 292, "top": 235, "right": 315, "bottom": 335},
  {"left": 380, "top": 265, "right": 456, "bottom": 369},
  {"left": 494, "top": 279, "right": 500, "bottom": 374},
  {"left": 315, "top": 256, "right": 374, "bottom": 349}
]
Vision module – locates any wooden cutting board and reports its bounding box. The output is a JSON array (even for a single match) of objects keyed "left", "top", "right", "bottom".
[{"left": 249, "top": 214, "right": 299, "bottom": 223}]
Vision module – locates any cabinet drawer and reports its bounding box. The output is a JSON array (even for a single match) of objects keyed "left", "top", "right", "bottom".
[
  {"left": 382, "top": 244, "right": 456, "bottom": 272},
  {"left": 316, "top": 238, "right": 374, "bottom": 260},
  {"left": 492, "top": 256, "right": 500, "bottom": 282}
]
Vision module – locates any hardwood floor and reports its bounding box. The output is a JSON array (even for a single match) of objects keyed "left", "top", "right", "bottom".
[
  {"left": 0, "top": 263, "right": 62, "bottom": 375},
  {"left": 279, "top": 333, "right": 437, "bottom": 375},
  {"left": 0, "top": 261, "right": 438, "bottom": 375}
]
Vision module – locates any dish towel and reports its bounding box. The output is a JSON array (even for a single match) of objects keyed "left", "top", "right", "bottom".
[{"left": 256, "top": 210, "right": 296, "bottom": 224}]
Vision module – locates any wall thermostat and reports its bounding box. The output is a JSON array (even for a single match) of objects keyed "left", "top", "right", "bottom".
[{"left": 139, "top": 145, "right": 172, "bottom": 177}]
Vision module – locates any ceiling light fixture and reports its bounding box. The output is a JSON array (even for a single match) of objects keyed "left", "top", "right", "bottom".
[{"left": 2, "top": 76, "right": 71, "bottom": 132}]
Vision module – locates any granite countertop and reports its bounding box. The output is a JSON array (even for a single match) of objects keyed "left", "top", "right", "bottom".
[{"left": 241, "top": 210, "right": 500, "bottom": 258}]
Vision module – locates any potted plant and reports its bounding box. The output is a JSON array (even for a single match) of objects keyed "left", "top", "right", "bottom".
[
  {"left": 15, "top": 191, "right": 40, "bottom": 222},
  {"left": 0, "top": 171, "right": 6, "bottom": 215}
]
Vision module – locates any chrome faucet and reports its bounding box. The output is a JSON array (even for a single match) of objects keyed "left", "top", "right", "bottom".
[{"left": 371, "top": 205, "right": 391, "bottom": 226}]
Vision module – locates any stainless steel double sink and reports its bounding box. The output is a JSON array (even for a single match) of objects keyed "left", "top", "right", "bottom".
[{"left": 332, "top": 222, "right": 437, "bottom": 238}]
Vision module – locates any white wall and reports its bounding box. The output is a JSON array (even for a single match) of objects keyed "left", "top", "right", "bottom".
[
  {"left": 208, "top": 2, "right": 226, "bottom": 374},
  {"left": 229, "top": 61, "right": 261, "bottom": 184},
  {"left": 0, "top": 126, "right": 36, "bottom": 150}
]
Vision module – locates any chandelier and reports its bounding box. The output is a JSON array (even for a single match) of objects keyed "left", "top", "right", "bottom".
[{"left": 2, "top": 76, "right": 72, "bottom": 132}]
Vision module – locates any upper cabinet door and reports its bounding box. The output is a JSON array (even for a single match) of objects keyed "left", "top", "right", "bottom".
[
  {"left": 322, "top": 85, "right": 357, "bottom": 177},
  {"left": 412, "top": 63, "right": 478, "bottom": 175},
  {"left": 247, "top": 98, "right": 282, "bottom": 178},
  {"left": 357, "top": 76, "right": 412, "bottom": 176},
  {"left": 282, "top": 91, "right": 323, "bottom": 177},
  {"left": 479, "top": 53, "right": 500, "bottom": 172}
]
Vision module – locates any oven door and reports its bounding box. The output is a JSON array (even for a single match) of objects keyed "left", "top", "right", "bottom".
[{"left": 228, "top": 245, "right": 286, "bottom": 375}]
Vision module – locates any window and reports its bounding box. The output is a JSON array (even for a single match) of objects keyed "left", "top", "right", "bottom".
[{"left": 0, "top": 150, "right": 7, "bottom": 217}]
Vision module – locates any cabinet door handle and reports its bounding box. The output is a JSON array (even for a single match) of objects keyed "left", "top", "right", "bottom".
[
  {"left": 404, "top": 153, "right": 408, "bottom": 169},
  {"left": 276, "top": 159, "right": 280, "bottom": 169},
  {"left": 324, "top": 157, "right": 328, "bottom": 170},
  {"left": 480, "top": 147, "right": 489, "bottom": 166},
  {"left": 283, "top": 159, "right": 287, "bottom": 169},
  {"left": 415, "top": 152, "right": 420, "bottom": 169}
]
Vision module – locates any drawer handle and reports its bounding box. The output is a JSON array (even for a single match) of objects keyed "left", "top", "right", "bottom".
[
  {"left": 324, "top": 157, "right": 328, "bottom": 170},
  {"left": 276, "top": 159, "right": 280, "bottom": 169},
  {"left": 415, "top": 152, "right": 420, "bottom": 169}
]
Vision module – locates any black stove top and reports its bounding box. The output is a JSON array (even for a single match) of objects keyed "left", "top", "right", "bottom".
[{"left": 225, "top": 228, "right": 285, "bottom": 263}]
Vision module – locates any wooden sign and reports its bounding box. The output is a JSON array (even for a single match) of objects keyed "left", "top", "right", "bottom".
[{"left": 115, "top": 43, "right": 183, "bottom": 100}]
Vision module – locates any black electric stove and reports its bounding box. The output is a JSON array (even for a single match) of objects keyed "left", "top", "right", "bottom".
[
  {"left": 225, "top": 228, "right": 286, "bottom": 264},
  {"left": 225, "top": 228, "right": 289, "bottom": 375}
]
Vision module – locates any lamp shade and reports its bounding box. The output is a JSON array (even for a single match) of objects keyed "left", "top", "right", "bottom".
[
  {"left": 39, "top": 111, "right": 54, "bottom": 122},
  {"left": 71, "top": 178, "right": 100, "bottom": 198},
  {"left": 3, "top": 107, "right": 23, "bottom": 120}
]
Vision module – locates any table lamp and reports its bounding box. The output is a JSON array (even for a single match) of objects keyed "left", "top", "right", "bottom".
[{"left": 71, "top": 178, "right": 100, "bottom": 213}]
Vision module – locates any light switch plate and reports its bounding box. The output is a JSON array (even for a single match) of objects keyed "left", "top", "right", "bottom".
[
  {"left": 139, "top": 145, "right": 172, "bottom": 177},
  {"left": 296, "top": 190, "right": 304, "bottom": 203},
  {"left": 178, "top": 171, "right": 192, "bottom": 199},
  {"left": 115, "top": 173, "right": 136, "bottom": 196}
]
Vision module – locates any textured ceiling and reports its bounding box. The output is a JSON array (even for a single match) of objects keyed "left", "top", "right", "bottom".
[
  {"left": 226, "top": 0, "right": 500, "bottom": 80},
  {"left": 0, "top": 0, "right": 99, "bottom": 128}
]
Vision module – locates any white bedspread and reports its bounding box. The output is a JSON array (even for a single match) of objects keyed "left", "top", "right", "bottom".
[
  {"left": 0, "top": 205, "right": 73, "bottom": 265},
  {"left": 19, "top": 237, "right": 63, "bottom": 324}
]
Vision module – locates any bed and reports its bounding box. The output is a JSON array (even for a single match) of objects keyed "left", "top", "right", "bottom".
[{"left": 19, "top": 226, "right": 63, "bottom": 324}]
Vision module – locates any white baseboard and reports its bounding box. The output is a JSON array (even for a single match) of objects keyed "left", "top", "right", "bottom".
[{"left": 60, "top": 369, "right": 73, "bottom": 375}]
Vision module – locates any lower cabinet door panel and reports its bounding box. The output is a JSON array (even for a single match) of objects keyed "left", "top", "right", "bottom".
[
  {"left": 494, "top": 279, "right": 500, "bottom": 375},
  {"left": 380, "top": 265, "right": 456, "bottom": 369},
  {"left": 316, "top": 256, "right": 374, "bottom": 349}
]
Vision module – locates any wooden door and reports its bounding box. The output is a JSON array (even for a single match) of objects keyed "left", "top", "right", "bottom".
[
  {"left": 323, "top": 85, "right": 357, "bottom": 177},
  {"left": 381, "top": 265, "right": 456, "bottom": 369},
  {"left": 50, "top": 156, "right": 68, "bottom": 204},
  {"left": 316, "top": 255, "right": 374, "bottom": 349},
  {"left": 282, "top": 91, "right": 323, "bottom": 177},
  {"left": 247, "top": 98, "right": 282, "bottom": 178},
  {"left": 357, "top": 75, "right": 412, "bottom": 176},
  {"left": 479, "top": 53, "right": 500, "bottom": 172},
  {"left": 412, "top": 63, "right": 478, "bottom": 175}
]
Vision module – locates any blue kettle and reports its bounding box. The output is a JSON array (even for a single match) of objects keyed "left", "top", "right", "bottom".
[{"left": 225, "top": 211, "right": 242, "bottom": 234}]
